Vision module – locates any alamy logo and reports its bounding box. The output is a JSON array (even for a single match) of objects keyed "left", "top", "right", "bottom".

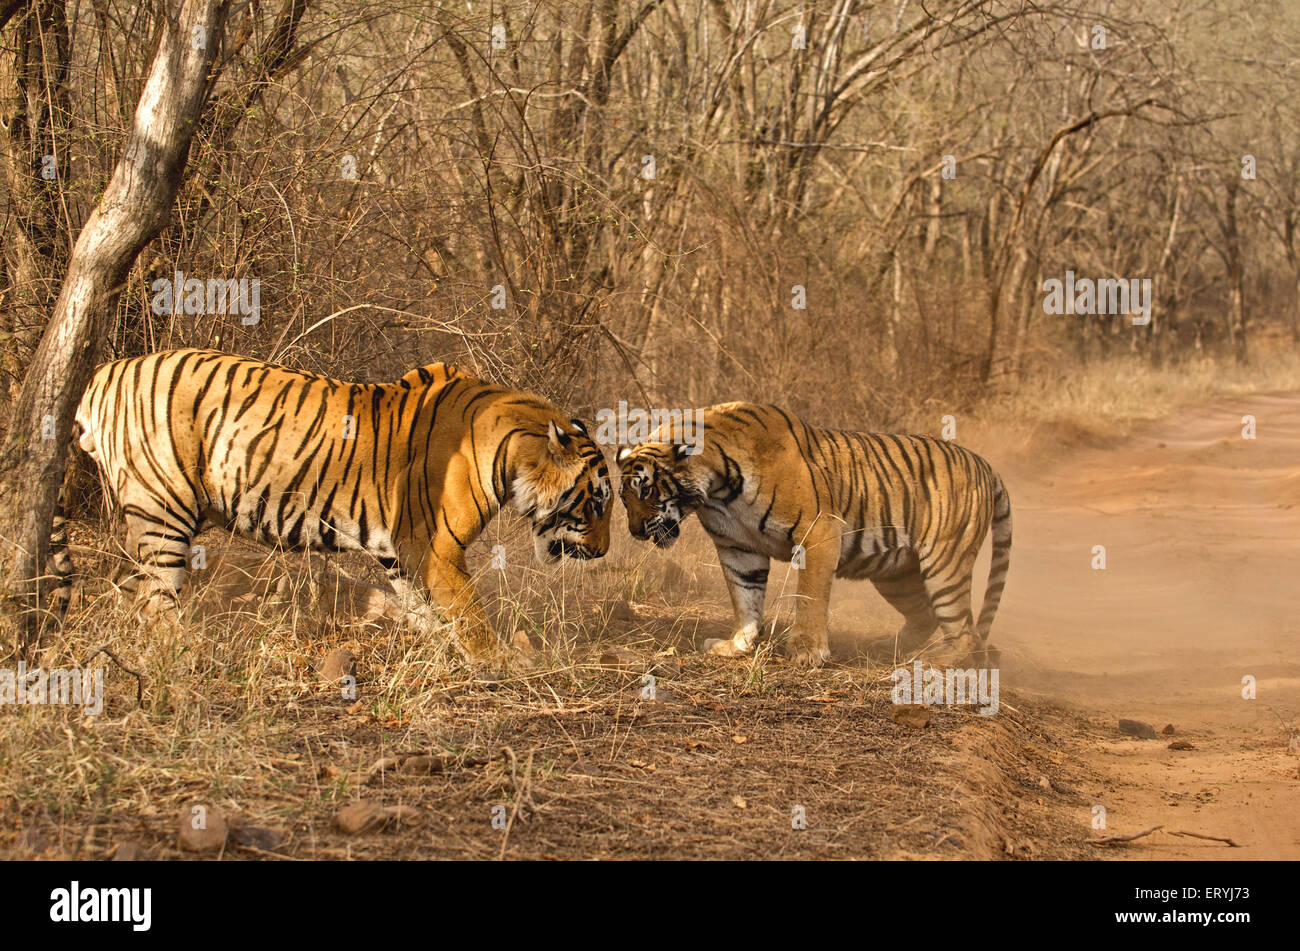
[
  {"left": 49, "top": 881, "right": 151, "bottom": 931},
  {"left": 0, "top": 663, "right": 103, "bottom": 715},
  {"left": 150, "top": 269, "right": 261, "bottom": 325},
  {"left": 890, "top": 660, "right": 999, "bottom": 716},
  {"left": 594, "top": 401, "right": 704, "bottom": 454},
  {"left": 1041, "top": 270, "right": 1151, "bottom": 326}
]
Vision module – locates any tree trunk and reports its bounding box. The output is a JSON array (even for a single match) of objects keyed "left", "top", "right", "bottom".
[
  {"left": 1292, "top": 266, "right": 1300, "bottom": 343},
  {"left": 1223, "top": 177, "right": 1247, "bottom": 363},
  {"left": 0, "top": 0, "right": 231, "bottom": 654}
]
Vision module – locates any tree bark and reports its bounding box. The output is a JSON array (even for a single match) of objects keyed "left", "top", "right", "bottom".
[
  {"left": 0, "top": 0, "right": 230, "bottom": 654},
  {"left": 1222, "top": 177, "right": 1247, "bottom": 363}
]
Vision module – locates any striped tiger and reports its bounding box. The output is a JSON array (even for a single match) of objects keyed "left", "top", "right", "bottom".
[
  {"left": 615, "top": 403, "right": 1011, "bottom": 667},
  {"left": 67, "top": 348, "right": 612, "bottom": 656}
]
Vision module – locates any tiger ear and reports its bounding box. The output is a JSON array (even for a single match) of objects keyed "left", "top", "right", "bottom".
[
  {"left": 547, "top": 419, "right": 572, "bottom": 452},
  {"left": 616, "top": 446, "right": 633, "bottom": 467},
  {"left": 569, "top": 418, "right": 588, "bottom": 437},
  {"left": 673, "top": 442, "right": 696, "bottom": 462}
]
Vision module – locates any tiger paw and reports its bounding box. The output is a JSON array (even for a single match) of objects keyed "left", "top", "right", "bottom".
[
  {"left": 509, "top": 629, "right": 541, "bottom": 670},
  {"left": 136, "top": 598, "right": 184, "bottom": 636},
  {"left": 784, "top": 642, "right": 831, "bottom": 668},
  {"left": 970, "top": 643, "right": 1001, "bottom": 670},
  {"left": 916, "top": 633, "right": 981, "bottom": 668},
  {"left": 702, "top": 637, "right": 747, "bottom": 658},
  {"left": 398, "top": 602, "right": 442, "bottom": 633}
]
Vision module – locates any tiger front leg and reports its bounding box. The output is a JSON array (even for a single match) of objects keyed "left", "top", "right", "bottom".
[
  {"left": 419, "top": 550, "right": 497, "bottom": 659},
  {"left": 784, "top": 532, "right": 837, "bottom": 668},
  {"left": 703, "top": 544, "right": 768, "bottom": 658},
  {"left": 385, "top": 563, "right": 439, "bottom": 631}
]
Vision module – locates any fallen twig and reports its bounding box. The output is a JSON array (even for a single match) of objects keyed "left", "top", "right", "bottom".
[
  {"left": 1169, "top": 829, "right": 1240, "bottom": 847},
  {"left": 498, "top": 746, "right": 536, "bottom": 861},
  {"left": 1088, "top": 824, "right": 1163, "bottom": 845}
]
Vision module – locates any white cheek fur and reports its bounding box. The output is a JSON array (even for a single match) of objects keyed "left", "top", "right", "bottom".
[
  {"left": 511, "top": 472, "right": 564, "bottom": 523},
  {"left": 511, "top": 474, "right": 544, "bottom": 518}
]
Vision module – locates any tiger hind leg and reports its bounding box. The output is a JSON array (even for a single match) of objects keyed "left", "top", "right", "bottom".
[
  {"left": 118, "top": 510, "right": 193, "bottom": 622},
  {"left": 917, "top": 553, "right": 986, "bottom": 667},
  {"left": 46, "top": 494, "right": 76, "bottom": 623},
  {"left": 870, "top": 570, "right": 938, "bottom": 662}
]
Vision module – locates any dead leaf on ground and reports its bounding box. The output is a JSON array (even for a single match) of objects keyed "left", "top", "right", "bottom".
[
  {"left": 596, "top": 647, "right": 640, "bottom": 670},
  {"left": 111, "top": 841, "right": 151, "bottom": 861},
  {"left": 891, "top": 704, "right": 931, "bottom": 729},
  {"left": 177, "top": 804, "right": 228, "bottom": 854},
  {"left": 319, "top": 649, "right": 357, "bottom": 681},
  {"left": 366, "top": 752, "right": 454, "bottom": 783},
  {"left": 231, "top": 824, "right": 284, "bottom": 851},
  {"left": 335, "top": 801, "right": 422, "bottom": 835}
]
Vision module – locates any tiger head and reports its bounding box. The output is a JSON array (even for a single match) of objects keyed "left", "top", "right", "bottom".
[
  {"left": 615, "top": 442, "right": 703, "bottom": 549},
  {"left": 513, "top": 419, "right": 612, "bottom": 564}
]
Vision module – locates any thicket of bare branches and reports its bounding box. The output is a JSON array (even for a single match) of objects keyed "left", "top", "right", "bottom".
[{"left": 7, "top": 1, "right": 1299, "bottom": 417}]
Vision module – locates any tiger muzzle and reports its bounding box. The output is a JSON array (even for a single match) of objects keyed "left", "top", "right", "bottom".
[
  {"left": 639, "top": 517, "right": 680, "bottom": 548},
  {"left": 548, "top": 539, "right": 602, "bottom": 560}
]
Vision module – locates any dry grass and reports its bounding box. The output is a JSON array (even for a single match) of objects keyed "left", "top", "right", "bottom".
[
  {"left": 958, "top": 344, "right": 1300, "bottom": 457},
  {"left": 0, "top": 515, "right": 1096, "bottom": 860}
]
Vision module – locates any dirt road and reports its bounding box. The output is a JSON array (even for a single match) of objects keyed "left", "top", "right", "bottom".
[{"left": 988, "top": 392, "right": 1300, "bottom": 858}]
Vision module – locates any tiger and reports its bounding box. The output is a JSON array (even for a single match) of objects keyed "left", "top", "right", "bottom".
[
  {"left": 65, "top": 348, "right": 612, "bottom": 657},
  {"left": 615, "top": 403, "right": 1011, "bottom": 668}
]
